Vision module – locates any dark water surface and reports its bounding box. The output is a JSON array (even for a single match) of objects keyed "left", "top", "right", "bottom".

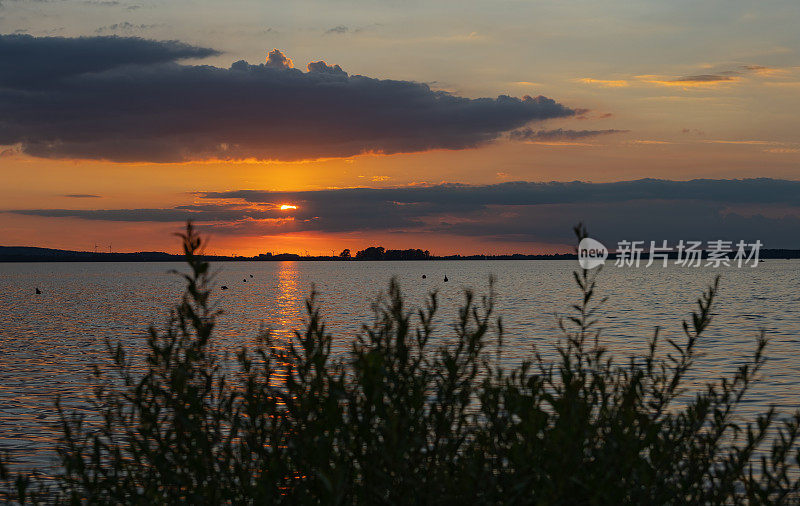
[{"left": 1, "top": 260, "right": 798, "bottom": 469}]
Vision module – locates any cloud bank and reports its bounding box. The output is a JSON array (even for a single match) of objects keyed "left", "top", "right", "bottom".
[
  {"left": 10, "top": 179, "right": 800, "bottom": 248},
  {"left": 0, "top": 34, "right": 576, "bottom": 162}
]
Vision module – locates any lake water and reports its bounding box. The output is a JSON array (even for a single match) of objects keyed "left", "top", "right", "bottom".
[{"left": 1, "top": 260, "right": 799, "bottom": 470}]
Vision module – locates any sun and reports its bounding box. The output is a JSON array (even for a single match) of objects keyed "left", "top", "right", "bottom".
[{"left": 279, "top": 204, "right": 298, "bottom": 210}]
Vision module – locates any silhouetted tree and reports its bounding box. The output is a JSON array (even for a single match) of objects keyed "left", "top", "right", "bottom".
[
  {"left": 355, "top": 246, "right": 385, "bottom": 260},
  {"left": 339, "top": 249, "right": 351, "bottom": 259},
  {"left": 355, "top": 247, "right": 432, "bottom": 260},
  {"left": 384, "top": 248, "right": 430, "bottom": 260}
]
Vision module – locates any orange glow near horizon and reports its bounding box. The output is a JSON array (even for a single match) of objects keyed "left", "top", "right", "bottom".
[
  {"left": 206, "top": 229, "right": 575, "bottom": 257},
  {"left": 1, "top": 125, "right": 799, "bottom": 257}
]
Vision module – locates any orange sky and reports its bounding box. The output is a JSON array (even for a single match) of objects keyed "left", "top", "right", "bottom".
[
  {"left": 1, "top": 1, "right": 798, "bottom": 254},
  {"left": 2, "top": 135, "right": 798, "bottom": 255}
]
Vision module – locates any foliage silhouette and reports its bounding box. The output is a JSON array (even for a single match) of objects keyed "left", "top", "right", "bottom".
[
  {"left": 354, "top": 246, "right": 430, "bottom": 261},
  {"left": 1, "top": 222, "right": 799, "bottom": 504}
]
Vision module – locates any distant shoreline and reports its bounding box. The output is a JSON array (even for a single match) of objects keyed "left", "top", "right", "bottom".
[{"left": 1, "top": 246, "right": 798, "bottom": 262}]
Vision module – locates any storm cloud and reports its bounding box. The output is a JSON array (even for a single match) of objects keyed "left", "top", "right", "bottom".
[
  {"left": 0, "top": 34, "right": 576, "bottom": 162},
  {"left": 9, "top": 179, "right": 800, "bottom": 248}
]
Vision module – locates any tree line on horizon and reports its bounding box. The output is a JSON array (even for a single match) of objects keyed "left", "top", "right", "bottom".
[
  {"left": 1, "top": 244, "right": 799, "bottom": 263},
  {"left": 346, "top": 246, "right": 431, "bottom": 260}
]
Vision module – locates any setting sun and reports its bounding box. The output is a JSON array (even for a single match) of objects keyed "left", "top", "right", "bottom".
[{"left": 279, "top": 204, "right": 298, "bottom": 210}]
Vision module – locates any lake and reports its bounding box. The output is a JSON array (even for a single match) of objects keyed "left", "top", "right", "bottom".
[{"left": 1, "top": 259, "right": 798, "bottom": 470}]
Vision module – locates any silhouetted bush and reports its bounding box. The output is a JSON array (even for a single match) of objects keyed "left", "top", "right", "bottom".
[
  {"left": 355, "top": 246, "right": 385, "bottom": 260},
  {"left": 354, "top": 246, "right": 430, "bottom": 260},
  {"left": 2, "top": 223, "right": 799, "bottom": 504}
]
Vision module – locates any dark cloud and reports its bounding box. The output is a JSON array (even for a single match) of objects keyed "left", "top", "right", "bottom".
[
  {"left": 63, "top": 194, "right": 102, "bottom": 198},
  {"left": 428, "top": 200, "right": 800, "bottom": 247},
  {"left": 509, "top": 128, "right": 627, "bottom": 142},
  {"left": 0, "top": 34, "right": 576, "bottom": 162},
  {"left": 664, "top": 65, "right": 778, "bottom": 85},
  {"left": 0, "top": 34, "right": 218, "bottom": 88},
  {"left": 95, "top": 22, "right": 159, "bottom": 34},
  {"left": 199, "top": 178, "right": 800, "bottom": 210},
  {"left": 9, "top": 179, "right": 800, "bottom": 247},
  {"left": 673, "top": 74, "right": 734, "bottom": 83},
  {"left": 306, "top": 60, "right": 346, "bottom": 75},
  {"left": 324, "top": 25, "right": 348, "bottom": 35},
  {"left": 10, "top": 205, "right": 279, "bottom": 223}
]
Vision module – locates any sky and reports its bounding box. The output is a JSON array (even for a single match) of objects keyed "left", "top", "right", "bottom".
[{"left": 0, "top": 0, "right": 798, "bottom": 254}]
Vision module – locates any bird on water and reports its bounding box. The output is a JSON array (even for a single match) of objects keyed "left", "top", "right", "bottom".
[
  {"left": 35, "top": 287, "right": 41, "bottom": 294},
  {"left": 444, "top": 275, "right": 448, "bottom": 282}
]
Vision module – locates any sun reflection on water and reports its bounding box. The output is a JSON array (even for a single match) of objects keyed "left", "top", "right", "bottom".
[
  {"left": 267, "top": 261, "right": 303, "bottom": 386},
  {"left": 275, "top": 261, "right": 302, "bottom": 340}
]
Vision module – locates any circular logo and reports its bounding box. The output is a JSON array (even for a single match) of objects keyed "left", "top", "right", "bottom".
[{"left": 578, "top": 237, "right": 608, "bottom": 269}]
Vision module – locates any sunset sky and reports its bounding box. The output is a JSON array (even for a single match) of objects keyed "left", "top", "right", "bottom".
[{"left": 1, "top": 0, "right": 798, "bottom": 254}]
